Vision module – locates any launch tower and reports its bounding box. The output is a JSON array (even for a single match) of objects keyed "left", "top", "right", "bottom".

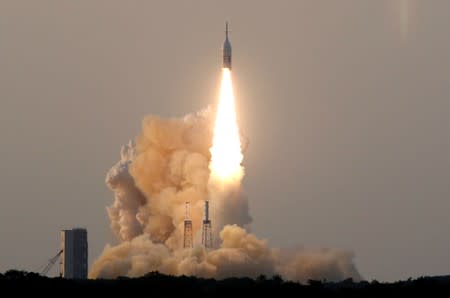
[
  {"left": 183, "top": 202, "right": 193, "bottom": 248},
  {"left": 201, "top": 200, "right": 212, "bottom": 249}
]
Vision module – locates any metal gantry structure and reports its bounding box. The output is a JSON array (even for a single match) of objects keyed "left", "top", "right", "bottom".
[
  {"left": 40, "top": 249, "right": 63, "bottom": 276},
  {"left": 182, "top": 200, "right": 213, "bottom": 249},
  {"left": 183, "top": 202, "right": 193, "bottom": 248},
  {"left": 201, "top": 200, "right": 212, "bottom": 249}
]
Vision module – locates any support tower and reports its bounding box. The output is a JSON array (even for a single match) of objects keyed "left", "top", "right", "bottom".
[
  {"left": 201, "top": 200, "right": 212, "bottom": 249},
  {"left": 183, "top": 202, "right": 193, "bottom": 248}
]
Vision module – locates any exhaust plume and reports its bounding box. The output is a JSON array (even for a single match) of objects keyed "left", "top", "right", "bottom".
[{"left": 90, "top": 70, "right": 361, "bottom": 282}]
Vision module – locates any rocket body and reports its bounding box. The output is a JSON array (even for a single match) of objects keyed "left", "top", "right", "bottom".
[
  {"left": 204, "top": 200, "right": 210, "bottom": 221},
  {"left": 223, "top": 22, "right": 232, "bottom": 69}
]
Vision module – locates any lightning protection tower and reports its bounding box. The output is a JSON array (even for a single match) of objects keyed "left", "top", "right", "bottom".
[
  {"left": 183, "top": 202, "right": 193, "bottom": 248},
  {"left": 201, "top": 200, "right": 212, "bottom": 249}
]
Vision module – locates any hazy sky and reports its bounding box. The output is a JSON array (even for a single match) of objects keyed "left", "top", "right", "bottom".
[{"left": 0, "top": 0, "right": 449, "bottom": 281}]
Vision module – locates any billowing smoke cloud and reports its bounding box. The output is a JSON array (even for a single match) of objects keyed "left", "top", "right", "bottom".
[
  {"left": 106, "top": 140, "right": 145, "bottom": 241},
  {"left": 90, "top": 108, "right": 361, "bottom": 282}
]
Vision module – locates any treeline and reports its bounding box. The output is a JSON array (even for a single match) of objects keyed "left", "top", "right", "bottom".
[{"left": 1, "top": 270, "right": 450, "bottom": 297}]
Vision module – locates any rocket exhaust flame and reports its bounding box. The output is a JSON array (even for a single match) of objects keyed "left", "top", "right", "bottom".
[{"left": 209, "top": 68, "right": 243, "bottom": 182}]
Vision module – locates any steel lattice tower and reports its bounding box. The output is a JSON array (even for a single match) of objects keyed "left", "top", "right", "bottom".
[
  {"left": 201, "top": 200, "right": 212, "bottom": 249},
  {"left": 183, "top": 202, "right": 193, "bottom": 248}
]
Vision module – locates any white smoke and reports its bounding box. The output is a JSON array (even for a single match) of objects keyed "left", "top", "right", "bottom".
[{"left": 90, "top": 108, "right": 361, "bottom": 282}]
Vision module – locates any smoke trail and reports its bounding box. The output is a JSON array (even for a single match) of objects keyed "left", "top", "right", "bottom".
[
  {"left": 90, "top": 107, "right": 361, "bottom": 282},
  {"left": 400, "top": 0, "right": 410, "bottom": 40}
]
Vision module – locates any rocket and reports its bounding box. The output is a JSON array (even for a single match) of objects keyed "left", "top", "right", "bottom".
[{"left": 223, "top": 22, "right": 232, "bottom": 69}]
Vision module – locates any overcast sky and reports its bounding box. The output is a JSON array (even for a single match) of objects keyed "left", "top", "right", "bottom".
[{"left": 0, "top": 0, "right": 449, "bottom": 281}]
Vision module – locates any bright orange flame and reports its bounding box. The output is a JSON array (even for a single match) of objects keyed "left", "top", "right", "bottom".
[{"left": 209, "top": 68, "right": 243, "bottom": 181}]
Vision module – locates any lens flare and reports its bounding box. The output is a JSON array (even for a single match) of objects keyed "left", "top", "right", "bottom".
[{"left": 209, "top": 68, "right": 243, "bottom": 182}]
